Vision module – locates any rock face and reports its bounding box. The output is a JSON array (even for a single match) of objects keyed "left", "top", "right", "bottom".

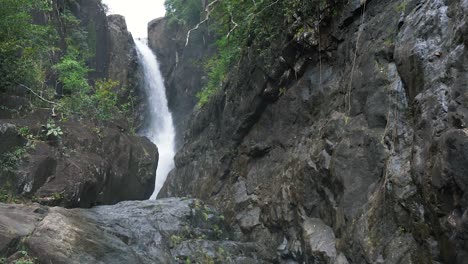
[
  {"left": 107, "top": 14, "right": 138, "bottom": 93},
  {"left": 0, "top": 199, "right": 268, "bottom": 263},
  {"left": 106, "top": 14, "right": 146, "bottom": 129},
  {"left": 148, "top": 17, "right": 216, "bottom": 148},
  {"left": 62, "top": 0, "right": 110, "bottom": 81},
  {"left": 0, "top": 120, "right": 157, "bottom": 208},
  {"left": 159, "top": 0, "right": 468, "bottom": 263},
  {"left": 0, "top": 1, "right": 158, "bottom": 208}
]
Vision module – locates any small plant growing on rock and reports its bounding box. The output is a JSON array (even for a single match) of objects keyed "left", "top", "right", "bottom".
[
  {"left": 1, "top": 147, "right": 27, "bottom": 173},
  {"left": 170, "top": 234, "right": 183, "bottom": 248},
  {"left": 17, "top": 127, "right": 30, "bottom": 138},
  {"left": 13, "top": 251, "right": 36, "bottom": 264},
  {"left": 42, "top": 121, "right": 63, "bottom": 139},
  {"left": 0, "top": 189, "right": 13, "bottom": 203},
  {"left": 216, "top": 247, "right": 232, "bottom": 263},
  {"left": 213, "top": 224, "right": 223, "bottom": 239}
]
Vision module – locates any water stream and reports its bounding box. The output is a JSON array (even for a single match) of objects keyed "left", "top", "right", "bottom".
[{"left": 135, "top": 39, "right": 176, "bottom": 199}]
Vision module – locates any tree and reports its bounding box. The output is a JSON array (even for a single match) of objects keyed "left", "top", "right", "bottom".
[{"left": 0, "top": 0, "right": 52, "bottom": 89}]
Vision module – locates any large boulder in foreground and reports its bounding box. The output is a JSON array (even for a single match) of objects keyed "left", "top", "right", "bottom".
[
  {"left": 0, "top": 119, "right": 158, "bottom": 208},
  {"left": 0, "top": 198, "right": 268, "bottom": 263}
]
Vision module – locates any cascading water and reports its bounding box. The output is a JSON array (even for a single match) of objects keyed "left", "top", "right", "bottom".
[{"left": 135, "top": 39, "right": 176, "bottom": 199}]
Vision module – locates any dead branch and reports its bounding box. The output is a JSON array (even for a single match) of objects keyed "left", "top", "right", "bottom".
[
  {"left": 185, "top": 0, "right": 220, "bottom": 46},
  {"left": 226, "top": 11, "right": 239, "bottom": 39},
  {"left": 16, "top": 82, "right": 57, "bottom": 105},
  {"left": 253, "top": 0, "right": 279, "bottom": 17}
]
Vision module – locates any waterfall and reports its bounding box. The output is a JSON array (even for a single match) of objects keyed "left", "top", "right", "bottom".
[{"left": 135, "top": 39, "right": 176, "bottom": 199}]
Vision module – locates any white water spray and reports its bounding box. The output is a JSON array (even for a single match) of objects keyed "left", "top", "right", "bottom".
[{"left": 135, "top": 39, "right": 176, "bottom": 199}]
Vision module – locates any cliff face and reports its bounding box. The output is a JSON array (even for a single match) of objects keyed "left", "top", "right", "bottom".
[
  {"left": 0, "top": 0, "right": 157, "bottom": 208},
  {"left": 158, "top": 0, "right": 468, "bottom": 263},
  {"left": 148, "top": 17, "right": 216, "bottom": 148},
  {"left": 107, "top": 14, "right": 147, "bottom": 129}
]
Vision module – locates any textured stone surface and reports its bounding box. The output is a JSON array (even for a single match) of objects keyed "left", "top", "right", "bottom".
[
  {"left": 159, "top": 0, "right": 468, "bottom": 263},
  {"left": 0, "top": 119, "right": 158, "bottom": 208},
  {"left": 106, "top": 14, "right": 146, "bottom": 129},
  {"left": 107, "top": 15, "right": 138, "bottom": 93},
  {"left": 0, "top": 199, "right": 269, "bottom": 263}
]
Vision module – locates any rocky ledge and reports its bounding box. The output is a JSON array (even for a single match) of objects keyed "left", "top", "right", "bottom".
[
  {"left": 0, "top": 119, "right": 157, "bottom": 208},
  {"left": 0, "top": 198, "right": 268, "bottom": 263}
]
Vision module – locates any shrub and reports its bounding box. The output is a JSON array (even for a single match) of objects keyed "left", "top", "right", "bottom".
[
  {"left": 53, "top": 54, "right": 90, "bottom": 95},
  {"left": 0, "top": 0, "right": 54, "bottom": 89},
  {"left": 42, "top": 121, "right": 63, "bottom": 139},
  {"left": 91, "top": 79, "right": 120, "bottom": 120}
]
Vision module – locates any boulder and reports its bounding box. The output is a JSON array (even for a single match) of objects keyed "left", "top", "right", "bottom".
[
  {"left": 0, "top": 199, "right": 270, "bottom": 263},
  {"left": 0, "top": 119, "right": 158, "bottom": 208}
]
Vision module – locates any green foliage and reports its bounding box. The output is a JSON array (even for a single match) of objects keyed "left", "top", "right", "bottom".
[
  {"left": 92, "top": 79, "right": 120, "bottom": 120},
  {"left": 0, "top": 189, "right": 14, "bottom": 203},
  {"left": 1, "top": 147, "right": 27, "bottom": 173},
  {"left": 213, "top": 224, "right": 223, "bottom": 238},
  {"left": 216, "top": 246, "right": 231, "bottom": 262},
  {"left": 13, "top": 251, "right": 36, "bottom": 264},
  {"left": 51, "top": 192, "right": 64, "bottom": 201},
  {"left": 0, "top": 0, "right": 55, "bottom": 89},
  {"left": 42, "top": 121, "right": 63, "bottom": 139},
  {"left": 170, "top": 234, "right": 183, "bottom": 247},
  {"left": 1, "top": 0, "right": 137, "bottom": 131},
  {"left": 165, "top": 0, "right": 334, "bottom": 106},
  {"left": 17, "top": 127, "right": 30, "bottom": 138},
  {"left": 165, "top": 0, "right": 203, "bottom": 26},
  {"left": 196, "top": 37, "right": 240, "bottom": 106},
  {"left": 53, "top": 54, "right": 90, "bottom": 95},
  {"left": 395, "top": 0, "right": 408, "bottom": 13},
  {"left": 56, "top": 78, "right": 125, "bottom": 121}
]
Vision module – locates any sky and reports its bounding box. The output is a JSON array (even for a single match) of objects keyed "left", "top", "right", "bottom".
[{"left": 102, "top": 0, "right": 166, "bottom": 38}]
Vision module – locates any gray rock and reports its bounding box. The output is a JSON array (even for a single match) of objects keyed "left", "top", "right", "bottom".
[
  {"left": 157, "top": 0, "right": 468, "bottom": 262},
  {"left": 0, "top": 199, "right": 270, "bottom": 263},
  {"left": 302, "top": 218, "right": 337, "bottom": 260}
]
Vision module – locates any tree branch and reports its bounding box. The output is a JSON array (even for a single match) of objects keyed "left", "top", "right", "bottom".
[
  {"left": 253, "top": 0, "right": 279, "bottom": 17},
  {"left": 185, "top": 0, "right": 220, "bottom": 46},
  {"left": 16, "top": 82, "right": 57, "bottom": 105},
  {"left": 226, "top": 11, "right": 239, "bottom": 39}
]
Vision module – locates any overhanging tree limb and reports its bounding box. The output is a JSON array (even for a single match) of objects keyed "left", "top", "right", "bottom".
[{"left": 185, "top": 0, "right": 220, "bottom": 46}]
